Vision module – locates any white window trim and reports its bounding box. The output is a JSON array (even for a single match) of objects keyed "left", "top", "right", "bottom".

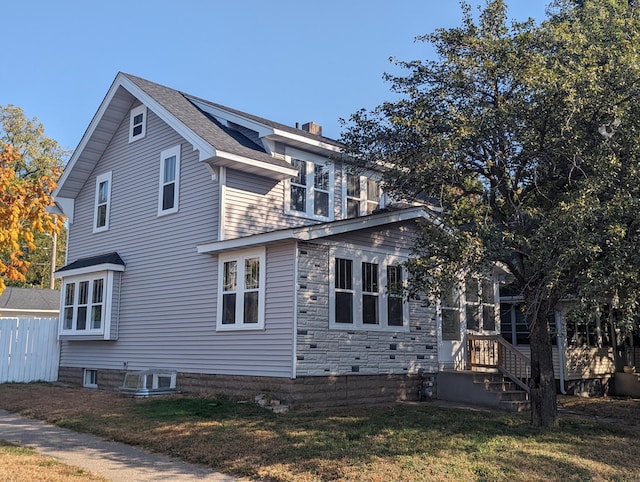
[
  {"left": 342, "top": 171, "right": 385, "bottom": 219},
  {"left": 216, "top": 247, "right": 266, "bottom": 331},
  {"left": 59, "top": 270, "right": 115, "bottom": 338},
  {"left": 284, "top": 149, "right": 335, "bottom": 221},
  {"left": 329, "top": 248, "right": 409, "bottom": 332},
  {"left": 464, "top": 276, "right": 498, "bottom": 333},
  {"left": 129, "top": 105, "right": 147, "bottom": 143},
  {"left": 83, "top": 369, "right": 98, "bottom": 388},
  {"left": 93, "top": 171, "right": 112, "bottom": 233},
  {"left": 157, "top": 144, "right": 181, "bottom": 216}
]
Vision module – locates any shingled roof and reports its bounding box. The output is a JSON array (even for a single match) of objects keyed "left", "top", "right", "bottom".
[
  {"left": 0, "top": 287, "right": 60, "bottom": 313},
  {"left": 123, "top": 74, "right": 295, "bottom": 172},
  {"left": 56, "top": 252, "right": 126, "bottom": 274}
]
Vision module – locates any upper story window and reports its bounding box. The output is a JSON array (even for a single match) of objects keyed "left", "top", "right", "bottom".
[
  {"left": 217, "top": 248, "right": 266, "bottom": 331},
  {"left": 344, "top": 173, "right": 383, "bottom": 218},
  {"left": 158, "top": 145, "right": 181, "bottom": 216},
  {"left": 285, "top": 152, "right": 334, "bottom": 221},
  {"left": 129, "top": 105, "right": 147, "bottom": 142},
  {"left": 93, "top": 171, "right": 112, "bottom": 233},
  {"left": 329, "top": 249, "right": 408, "bottom": 331}
]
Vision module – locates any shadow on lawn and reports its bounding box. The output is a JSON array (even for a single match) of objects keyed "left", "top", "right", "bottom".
[
  {"left": 1, "top": 385, "right": 638, "bottom": 481},
  {"left": 124, "top": 397, "right": 640, "bottom": 480}
]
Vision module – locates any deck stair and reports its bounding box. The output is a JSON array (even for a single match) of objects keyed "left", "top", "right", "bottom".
[
  {"left": 437, "top": 335, "right": 531, "bottom": 412},
  {"left": 472, "top": 369, "right": 530, "bottom": 412},
  {"left": 438, "top": 369, "right": 530, "bottom": 412}
]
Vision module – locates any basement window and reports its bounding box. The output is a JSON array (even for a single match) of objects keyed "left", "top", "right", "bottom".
[
  {"left": 83, "top": 369, "right": 98, "bottom": 388},
  {"left": 120, "top": 369, "right": 177, "bottom": 397}
]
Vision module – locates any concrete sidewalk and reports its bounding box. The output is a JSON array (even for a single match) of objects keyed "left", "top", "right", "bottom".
[{"left": 0, "top": 410, "right": 244, "bottom": 481}]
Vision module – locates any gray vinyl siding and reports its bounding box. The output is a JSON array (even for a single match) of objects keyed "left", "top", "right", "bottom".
[
  {"left": 224, "top": 169, "right": 319, "bottom": 238},
  {"left": 60, "top": 106, "right": 295, "bottom": 378},
  {"left": 324, "top": 220, "right": 422, "bottom": 253},
  {"left": 223, "top": 160, "right": 351, "bottom": 239}
]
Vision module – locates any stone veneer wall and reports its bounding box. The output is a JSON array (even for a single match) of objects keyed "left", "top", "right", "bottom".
[
  {"left": 295, "top": 242, "right": 439, "bottom": 377},
  {"left": 58, "top": 366, "right": 432, "bottom": 408}
]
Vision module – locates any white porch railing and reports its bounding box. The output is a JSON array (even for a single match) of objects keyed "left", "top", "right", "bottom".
[{"left": 468, "top": 334, "right": 531, "bottom": 393}]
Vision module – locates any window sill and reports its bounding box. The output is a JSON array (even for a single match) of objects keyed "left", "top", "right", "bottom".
[
  {"left": 59, "top": 332, "right": 116, "bottom": 341},
  {"left": 284, "top": 209, "right": 333, "bottom": 223},
  {"left": 216, "top": 324, "right": 265, "bottom": 332},
  {"left": 329, "top": 324, "right": 410, "bottom": 333}
]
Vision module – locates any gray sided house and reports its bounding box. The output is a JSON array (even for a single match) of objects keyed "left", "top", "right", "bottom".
[{"left": 53, "top": 73, "right": 452, "bottom": 406}]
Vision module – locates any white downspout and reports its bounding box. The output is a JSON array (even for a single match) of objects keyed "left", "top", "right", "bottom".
[{"left": 556, "top": 311, "right": 567, "bottom": 394}]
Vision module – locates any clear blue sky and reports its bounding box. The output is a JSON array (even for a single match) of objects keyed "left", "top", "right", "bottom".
[{"left": 2, "top": 1, "right": 548, "bottom": 154}]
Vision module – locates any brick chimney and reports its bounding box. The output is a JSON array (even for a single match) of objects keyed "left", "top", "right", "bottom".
[{"left": 301, "top": 122, "right": 322, "bottom": 136}]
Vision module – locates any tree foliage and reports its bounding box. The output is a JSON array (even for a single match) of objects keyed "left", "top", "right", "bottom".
[
  {"left": 0, "top": 106, "right": 66, "bottom": 293},
  {"left": 340, "top": 0, "right": 640, "bottom": 427}
]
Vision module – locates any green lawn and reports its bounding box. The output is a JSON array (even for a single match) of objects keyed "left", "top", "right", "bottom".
[{"left": 0, "top": 383, "right": 638, "bottom": 481}]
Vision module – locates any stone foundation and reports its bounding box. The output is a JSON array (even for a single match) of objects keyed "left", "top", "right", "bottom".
[{"left": 58, "top": 366, "right": 433, "bottom": 408}]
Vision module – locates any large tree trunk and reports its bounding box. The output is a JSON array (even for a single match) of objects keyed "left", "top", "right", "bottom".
[{"left": 526, "top": 297, "right": 558, "bottom": 428}]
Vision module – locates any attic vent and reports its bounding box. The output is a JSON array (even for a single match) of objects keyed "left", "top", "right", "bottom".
[
  {"left": 120, "top": 369, "right": 177, "bottom": 397},
  {"left": 301, "top": 122, "right": 322, "bottom": 136}
]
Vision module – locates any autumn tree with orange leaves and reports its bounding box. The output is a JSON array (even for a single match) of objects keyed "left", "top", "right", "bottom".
[{"left": 0, "top": 106, "right": 66, "bottom": 294}]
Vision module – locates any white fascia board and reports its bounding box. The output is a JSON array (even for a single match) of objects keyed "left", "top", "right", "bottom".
[
  {"left": 270, "top": 128, "right": 342, "bottom": 154},
  {"left": 197, "top": 207, "right": 431, "bottom": 254},
  {"left": 197, "top": 230, "right": 295, "bottom": 253},
  {"left": 55, "top": 74, "right": 216, "bottom": 199},
  {"left": 54, "top": 76, "right": 126, "bottom": 196},
  {"left": 54, "top": 197, "right": 75, "bottom": 223},
  {"left": 214, "top": 150, "right": 299, "bottom": 178},
  {"left": 300, "top": 207, "right": 432, "bottom": 241},
  {"left": 186, "top": 98, "right": 275, "bottom": 138},
  {"left": 54, "top": 263, "right": 126, "bottom": 279},
  {"left": 118, "top": 76, "right": 215, "bottom": 161}
]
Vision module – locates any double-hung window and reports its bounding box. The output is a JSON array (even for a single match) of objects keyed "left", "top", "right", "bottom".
[
  {"left": 93, "top": 172, "right": 112, "bottom": 233},
  {"left": 217, "top": 248, "right": 266, "bottom": 331},
  {"left": 158, "top": 145, "right": 181, "bottom": 215},
  {"left": 329, "top": 250, "right": 408, "bottom": 331},
  {"left": 344, "top": 173, "right": 382, "bottom": 218},
  {"left": 129, "top": 105, "right": 147, "bottom": 142},
  {"left": 285, "top": 152, "right": 334, "bottom": 220}
]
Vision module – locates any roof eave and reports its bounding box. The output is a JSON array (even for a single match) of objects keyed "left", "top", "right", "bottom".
[
  {"left": 197, "top": 207, "right": 432, "bottom": 254},
  {"left": 203, "top": 150, "right": 298, "bottom": 181}
]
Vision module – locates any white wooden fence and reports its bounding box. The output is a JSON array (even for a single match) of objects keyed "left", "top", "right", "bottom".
[{"left": 0, "top": 317, "right": 60, "bottom": 383}]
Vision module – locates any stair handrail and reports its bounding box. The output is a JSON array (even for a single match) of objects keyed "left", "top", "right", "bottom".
[{"left": 468, "top": 334, "right": 531, "bottom": 394}]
